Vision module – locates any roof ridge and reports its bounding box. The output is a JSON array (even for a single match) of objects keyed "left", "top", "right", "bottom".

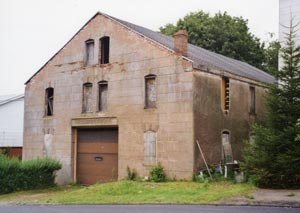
[{"left": 25, "top": 12, "right": 275, "bottom": 85}]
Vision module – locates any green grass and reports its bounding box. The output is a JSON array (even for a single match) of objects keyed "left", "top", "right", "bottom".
[
  {"left": 0, "top": 181, "right": 255, "bottom": 204},
  {"left": 44, "top": 181, "right": 254, "bottom": 204}
]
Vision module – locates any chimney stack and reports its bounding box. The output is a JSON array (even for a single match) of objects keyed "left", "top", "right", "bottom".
[{"left": 174, "top": 30, "right": 188, "bottom": 57}]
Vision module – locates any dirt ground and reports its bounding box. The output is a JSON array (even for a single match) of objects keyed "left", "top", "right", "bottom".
[{"left": 219, "top": 189, "right": 300, "bottom": 207}]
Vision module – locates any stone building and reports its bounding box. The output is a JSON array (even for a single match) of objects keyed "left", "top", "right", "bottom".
[{"left": 23, "top": 12, "right": 275, "bottom": 185}]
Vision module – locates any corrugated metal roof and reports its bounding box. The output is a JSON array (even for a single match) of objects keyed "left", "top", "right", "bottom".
[
  {"left": 0, "top": 94, "right": 24, "bottom": 106},
  {"left": 107, "top": 14, "right": 275, "bottom": 84}
]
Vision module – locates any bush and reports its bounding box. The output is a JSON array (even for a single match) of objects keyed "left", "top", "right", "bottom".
[
  {"left": 149, "top": 162, "right": 167, "bottom": 182},
  {"left": 126, "top": 166, "right": 137, "bottom": 180},
  {"left": 0, "top": 154, "right": 62, "bottom": 194},
  {"left": 193, "top": 164, "right": 235, "bottom": 183}
]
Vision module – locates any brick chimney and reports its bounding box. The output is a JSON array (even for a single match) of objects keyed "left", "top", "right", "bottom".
[{"left": 174, "top": 30, "right": 188, "bottom": 57}]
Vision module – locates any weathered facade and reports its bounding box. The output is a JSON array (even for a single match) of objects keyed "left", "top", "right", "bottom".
[{"left": 23, "top": 12, "right": 274, "bottom": 184}]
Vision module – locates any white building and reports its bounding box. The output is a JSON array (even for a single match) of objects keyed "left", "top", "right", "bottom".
[
  {"left": 279, "top": 0, "right": 300, "bottom": 67},
  {"left": 0, "top": 94, "right": 24, "bottom": 151}
]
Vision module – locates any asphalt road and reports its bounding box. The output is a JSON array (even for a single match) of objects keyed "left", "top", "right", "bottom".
[{"left": 0, "top": 205, "right": 298, "bottom": 213}]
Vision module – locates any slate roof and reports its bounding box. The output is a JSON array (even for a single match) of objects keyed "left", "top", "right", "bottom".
[
  {"left": 26, "top": 12, "right": 275, "bottom": 84},
  {"left": 107, "top": 14, "right": 275, "bottom": 84}
]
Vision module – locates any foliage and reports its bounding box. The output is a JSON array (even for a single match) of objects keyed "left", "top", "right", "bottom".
[
  {"left": 263, "top": 39, "right": 280, "bottom": 76},
  {"left": 149, "top": 162, "right": 167, "bottom": 182},
  {"left": 126, "top": 166, "right": 137, "bottom": 181},
  {"left": 193, "top": 164, "right": 235, "bottom": 183},
  {"left": 241, "top": 18, "right": 300, "bottom": 188},
  {"left": 0, "top": 147, "right": 11, "bottom": 156},
  {"left": 0, "top": 154, "right": 62, "bottom": 194},
  {"left": 160, "top": 11, "right": 266, "bottom": 69}
]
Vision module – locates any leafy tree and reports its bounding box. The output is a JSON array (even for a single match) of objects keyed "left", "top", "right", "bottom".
[
  {"left": 263, "top": 39, "right": 280, "bottom": 76},
  {"left": 242, "top": 18, "right": 300, "bottom": 189},
  {"left": 160, "top": 11, "right": 266, "bottom": 69}
]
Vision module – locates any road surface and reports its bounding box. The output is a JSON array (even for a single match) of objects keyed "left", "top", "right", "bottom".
[{"left": 0, "top": 205, "right": 298, "bottom": 213}]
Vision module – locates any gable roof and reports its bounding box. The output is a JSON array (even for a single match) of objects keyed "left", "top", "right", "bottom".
[
  {"left": 25, "top": 12, "right": 275, "bottom": 84},
  {"left": 0, "top": 94, "right": 24, "bottom": 106}
]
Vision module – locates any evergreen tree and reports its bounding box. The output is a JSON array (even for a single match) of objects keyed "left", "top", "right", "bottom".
[{"left": 242, "top": 18, "right": 300, "bottom": 188}]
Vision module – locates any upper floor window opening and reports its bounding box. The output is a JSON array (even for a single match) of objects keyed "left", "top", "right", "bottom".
[
  {"left": 45, "top": 87, "right": 54, "bottom": 116},
  {"left": 82, "top": 82, "right": 93, "bottom": 113},
  {"left": 145, "top": 74, "right": 156, "bottom": 109},
  {"left": 85, "top": 39, "right": 94, "bottom": 66},
  {"left": 99, "top": 36, "right": 110, "bottom": 64},
  {"left": 221, "top": 77, "right": 230, "bottom": 113},
  {"left": 98, "top": 81, "right": 108, "bottom": 112},
  {"left": 250, "top": 86, "right": 256, "bottom": 114}
]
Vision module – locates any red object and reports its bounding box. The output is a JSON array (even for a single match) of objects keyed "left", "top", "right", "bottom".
[{"left": 9, "top": 147, "right": 22, "bottom": 159}]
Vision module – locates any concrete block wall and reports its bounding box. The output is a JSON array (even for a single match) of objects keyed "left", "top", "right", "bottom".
[
  {"left": 193, "top": 71, "right": 267, "bottom": 171},
  {"left": 23, "top": 14, "right": 194, "bottom": 184}
]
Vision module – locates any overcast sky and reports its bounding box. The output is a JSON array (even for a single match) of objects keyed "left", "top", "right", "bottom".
[{"left": 0, "top": 0, "right": 278, "bottom": 95}]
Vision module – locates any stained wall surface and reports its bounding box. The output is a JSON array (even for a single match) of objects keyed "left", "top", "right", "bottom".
[{"left": 193, "top": 71, "right": 267, "bottom": 171}]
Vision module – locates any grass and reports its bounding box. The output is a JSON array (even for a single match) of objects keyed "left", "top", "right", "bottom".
[
  {"left": 287, "top": 192, "right": 295, "bottom": 197},
  {"left": 0, "top": 181, "right": 255, "bottom": 204}
]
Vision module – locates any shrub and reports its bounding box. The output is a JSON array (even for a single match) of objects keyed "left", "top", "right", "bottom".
[
  {"left": 149, "top": 162, "right": 167, "bottom": 182},
  {"left": 126, "top": 166, "right": 137, "bottom": 180},
  {"left": 0, "top": 154, "right": 62, "bottom": 194}
]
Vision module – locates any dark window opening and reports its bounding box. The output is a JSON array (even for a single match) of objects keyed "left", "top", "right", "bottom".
[
  {"left": 250, "top": 86, "right": 256, "bottom": 114},
  {"left": 45, "top": 87, "right": 54, "bottom": 116},
  {"left": 82, "top": 83, "right": 93, "bottom": 113},
  {"left": 99, "top": 36, "right": 110, "bottom": 64},
  {"left": 98, "top": 81, "right": 108, "bottom": 112},
  {"left": 85, "top": 39, "right": 94, "bottom": 66},
  {"left": 222, "top": 77, "right": 230, "bottom": 112},
  {"left": 145, "top": 74, "right": 156, "bottom": 108}
]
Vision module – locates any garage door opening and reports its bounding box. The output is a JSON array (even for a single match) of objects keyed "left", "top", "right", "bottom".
[{"left": 76, "top": 128, "right": 118, "bottom": 185}]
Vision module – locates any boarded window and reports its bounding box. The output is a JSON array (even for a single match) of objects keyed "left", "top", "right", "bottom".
[
  {"left": 45, "top": 87, "right": 54, "bottom": 116},
  {"left": 144, "top": 130, "right": 156, "bottom": 165},
  {"left": 98, "top": 81, "right": 108, "bottom": 112},
  {"left": 145, "top": 75, "right": 156, "bottom": 108},
  {"left": 85, "top": 39, "right": 94, "bottom": 66},
  {"left": 99, "top": 36, "right": 110, "bottom": 64},
  {"left": 250, "top": 86, "right": 256, "bottom": 114},
  {"left": 82, "top": 83, "right": 93, "bottom": 113},
  {"left": 222, "top": 131, "right": 233, "bottom": 163},
  {"left": 221, "top": 77, "right": 230, "bottom": 112}
]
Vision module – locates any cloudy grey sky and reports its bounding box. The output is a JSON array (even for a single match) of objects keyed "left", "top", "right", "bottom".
[{"left": 0, "top": 0, "right": 278, "bottom": 95}]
